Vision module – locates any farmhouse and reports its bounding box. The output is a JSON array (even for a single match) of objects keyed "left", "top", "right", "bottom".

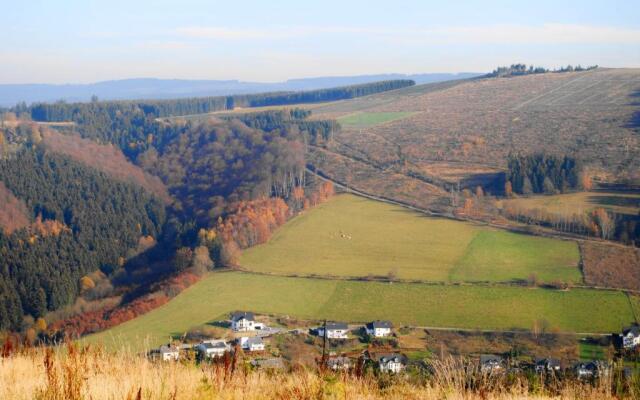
[
  {"left": 575, "top": 361, "right": 598, "bottom": 379},
  {"left": 159, "top": 344, "right": 179, "bottom": 361},
  {"left": 575, "top": 361, "right": 609, "bottom": 379},
  {"left": 365, "top": 320, "right": 393, "bottom": 338},
  {"left": 326, "top": 356, "right": 351, "bottom": 371},
  {"left": 230, "top": 311, "right": 265, "bottom": 332},
  {"left": 377, "top": 353, "right": 406, "bottom": 374},
  {"left": 621, "top": 325, "right": 640, "bottom": 349},
  {"left": 240, "top": 336, "right": 265, "bottom": 352},
  {"left": 480, "top": 355, "right": 504, "bottom": 373},
  {"left": 317, "top": 322, "right": 349, "bottom": 339},
  {"left": 196, "top": 341, "right": 229, "bottom": 359},
  {"left": 535, "top": 358, "right": 561, "bottom": 373}
]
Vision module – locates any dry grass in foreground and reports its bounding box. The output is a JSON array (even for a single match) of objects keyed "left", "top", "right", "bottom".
[{"left": 0, "top": 344, "right": 633, "bottom": 400}]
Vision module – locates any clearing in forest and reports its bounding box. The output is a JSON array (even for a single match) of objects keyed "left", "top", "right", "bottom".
[{"left": 240, "top": 194, "right": 581, "bottom": 283}]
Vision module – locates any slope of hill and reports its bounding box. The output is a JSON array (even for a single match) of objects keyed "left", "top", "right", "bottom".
[
  {"left": 309, "top": 69, "right": 640, "bottom": 197},
  {"left": 0, "top": 150, "right": 166, "bottom": 330},
  {"left": 40, "top": 129, "right": 171, "bottom": 203}
]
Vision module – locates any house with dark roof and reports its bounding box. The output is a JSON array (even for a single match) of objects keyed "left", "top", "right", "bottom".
[
  {"left": 480, "top": 355, "right": 504, "bottom": 373},
  {"left": 575, "top": 361, "right": 598, "bottom": 379},
  {"left": 365, "top": 320, "right": 393, "bottom": 338},
  {"left": 196, "top": 341, "right": 229, "bottom": 359},
  {"left": 535, "top": 358, "right": 561, "bottom": 373},
  {"left": 575, "top": 360, "right": 609, "bottom": 379},
  {"left": 230, "top": 311, "right": 265, "bottom": 332},
  {"left": 377, "top": 353, "right": 407, "bottom": 373},
  {"left": 317, "top": 322, "right": 349, "bottom": 339},
  {"left": 622, "top": 325, "right": 640, "bottom": 349}
]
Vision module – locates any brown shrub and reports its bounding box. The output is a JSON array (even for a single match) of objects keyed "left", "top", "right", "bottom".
[
  {"left": 0, "top": 181, "right": 30, "bottom": 234},
  {"left": 581, "top": 242, "right": 640, "bottom": 290}
]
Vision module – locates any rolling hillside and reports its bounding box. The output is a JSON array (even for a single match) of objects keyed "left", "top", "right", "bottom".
[{"left": 307, "top": 69, "right": 640, "bottom": 210}]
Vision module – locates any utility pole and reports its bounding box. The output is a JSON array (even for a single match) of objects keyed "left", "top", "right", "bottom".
[{"left": 321, "top": 319, "right": 328, "bottom": 371}]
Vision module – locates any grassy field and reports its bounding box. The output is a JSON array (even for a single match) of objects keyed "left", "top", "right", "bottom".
[
  {"left": 240, "top": 194, "right": 581, "bottom": 283},
  {"left": 501, "top": 191, "right": 640, "bottom": 217},
  {"left": 337, "top": 112, "right": 416, "bottom": 128},
  {"left": 86, "top": 271, "right": 635, "bottom": 351}
]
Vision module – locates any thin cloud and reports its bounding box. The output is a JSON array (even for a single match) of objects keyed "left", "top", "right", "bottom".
[{"left": 175, "top": 23, "right": 640, "bottom": 45}]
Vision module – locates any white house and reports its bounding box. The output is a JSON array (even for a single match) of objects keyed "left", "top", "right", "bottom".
[
  {"left": 230, "top": 311, "right": 265, "bottom": 332},
  {"left": 480, "top": 355, "right": 504, "bottom": 373},
  {"left": 196, "top": 341, "right": 229, "bottom": 358},
  {"left": 622, "top": 326, "right": 640, "bottom": 349},
  {"left": 240, "top": 336, "right": 265, "bottom": 352},
  {"left": 159, "top": 345, "right": 179, "bottom": 361},
  {"left": 365, "top": 320, "right": 393, "bottom": 338},
  {"left": 317, "top": 322, "right": 349, "bottom": 339},
  {"left": 377, "top": 353, "right": 406, "bottom": 374},
  {"left": 326, "top": 356, "right": 351, "bottom": 371}
]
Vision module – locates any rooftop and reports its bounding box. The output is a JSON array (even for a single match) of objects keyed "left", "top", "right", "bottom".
[{"left": 231, "top": 311, "right": 255, "bottom": 322}]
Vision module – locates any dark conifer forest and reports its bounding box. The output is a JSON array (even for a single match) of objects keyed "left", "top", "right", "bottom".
[{"left": 0, "top": 150, "right": 165, "bottom": 330}]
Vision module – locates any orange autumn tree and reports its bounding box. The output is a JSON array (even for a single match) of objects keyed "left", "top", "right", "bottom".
[{"left": 214, "top": 182, "right": 335, "bottom": 266}]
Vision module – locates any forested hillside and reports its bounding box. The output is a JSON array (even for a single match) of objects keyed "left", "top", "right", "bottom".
[
  {"left": 0, "top": 150, "right": 165, "bottom": 330},
  {"left": 151, "top": 119, "right": 305, "bottom": 224},
  {"left": 0, "top": 102, "right": 342, "bottom": 334}
]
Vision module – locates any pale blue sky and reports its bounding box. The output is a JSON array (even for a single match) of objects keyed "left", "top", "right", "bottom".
[{"left": 1, "top": 0, "right": 639, "bottom": 83}]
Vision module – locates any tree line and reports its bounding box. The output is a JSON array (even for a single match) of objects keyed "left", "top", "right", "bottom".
[
  {"left": 14, "top": 79, "right": 415, "bottom": 123},
  {"left": 487, "top": 64, "right": 598, "bottom": 78}
]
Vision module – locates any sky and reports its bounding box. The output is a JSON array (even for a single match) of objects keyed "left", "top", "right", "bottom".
[{"left": 1, "top": 0, "right": 639, "bottom": 84}]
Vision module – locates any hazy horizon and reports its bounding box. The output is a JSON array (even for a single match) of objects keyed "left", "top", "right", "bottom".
[{"left": 2, "top": 0, "right": 639, "bottom": 84}]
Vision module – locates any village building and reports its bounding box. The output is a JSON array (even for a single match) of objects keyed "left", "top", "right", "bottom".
[
  {"left": 480, "top": 355, "right": 504, "bottom": 373},
  {"left": 158, "top": 344, "right": 180, "bottom": 361},
  {"left": 326, "top": 356, "right": 351, "bottom": 371},
  {"left": 240, "top": 336, "right": 265, "bottom": 352},
  {"left": 317, "top": 322, "right": 349, "bottom": 339},
  {"left": 575, "top": 361, "right": 609, "bottom": 379},
  {"left": 575, "top": 361, "right": 598, "bottom": 379},
  {"left": 535, "top": 358, "right": 561, "bottom": 373},
  {"left": 196, "top": 341, "right": 229, "bottom": 359},
  {"left": 377, "top": 353, "right": 406, "bottom": 374},
  {"left": 621, "top": 326, "right": 640, "bottom": 349},
  {"left": 365, "top": 320, "right": 393, "bottom": 338},
  {"left": 230, "top": 311, "right": 265, "bottom": 332}
]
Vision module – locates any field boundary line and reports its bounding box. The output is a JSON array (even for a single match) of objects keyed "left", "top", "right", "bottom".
[{"left": 226, "top": 267, "right": 640, "bottom": 296}]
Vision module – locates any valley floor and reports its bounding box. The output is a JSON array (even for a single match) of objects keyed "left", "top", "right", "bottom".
[{"left": 85, "top": 271, "right": 635, "bottom": 352}]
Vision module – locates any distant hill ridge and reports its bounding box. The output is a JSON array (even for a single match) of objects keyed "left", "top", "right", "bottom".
[{"left": 0, "top": 73, "right": 481, "bottom": 107}]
